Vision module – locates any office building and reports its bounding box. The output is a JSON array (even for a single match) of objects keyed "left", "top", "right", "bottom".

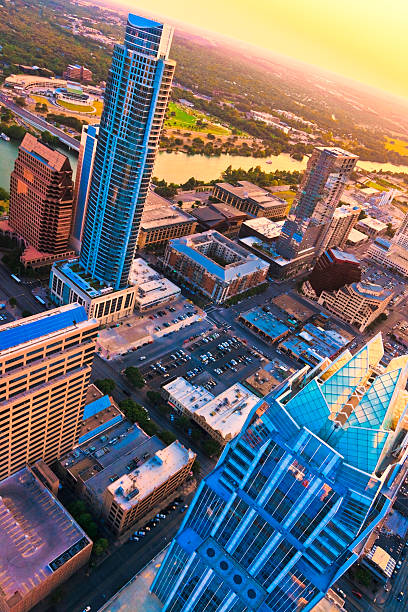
[
  {"left": 7, "top": 134, "right": 76, "bottom": 266},
  {"left": 356, "top": 216, "right": 388, "bottom": 239},
  {"left": 275, "top": 147, "right": 358, "bottom": 274},
  {"left": 0, "top": 467, "right": 92, "bottom": 612},
  {"left": 163, "top": 378, "right": 259, "bottom": 446},
  {"left": 71, "top": 124, "right": 99, "bottom": 251},
  {"left": 79, "top": 14, "right": 175, "bottom": 290},
  {"left": 213, "top": 181, "right": 288, "bottom": 220},
  {"left": 367, "top": 237, "right": 408, "bottom": 277},
  {"left": 103, "top": 441, "right": 195, "bottom": 535},
  {"left": 152, "top": 334, "right": 408, "bottom": 611},
  {"left": 308, "top": 248, "right": 361, "bottom": 296},
  {"left": 137, "top": 191, "right": 197, "bottom": 249},
  {"left": 317, "top": 204, "right": 360, "bottom": 254},
  {"left": 50, "top": 256, "right": 179, "bottom": 323},
  {"left": 0, "top": 304, "right": 98, "bottom": 480},
  {"left": 317, "top": 281, "right": 392, "bottom": 332},
  {"left": 163, "top": 230, "right": 269, "bottom": 304},
  {"left": 63, "top": 63, "right": 93, "bottom": 82}
]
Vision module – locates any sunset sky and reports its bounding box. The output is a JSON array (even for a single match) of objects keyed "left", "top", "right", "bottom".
[{"left": 107, "top": 0, "right": 408, "bottom": 100}]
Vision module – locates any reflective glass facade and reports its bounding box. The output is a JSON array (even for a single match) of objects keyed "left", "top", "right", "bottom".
[
  {"left": 79, "top": 14, "right": 175, "bottom": 289},
  {"left": 152, "top": 334, "right": 408, "bottom": 611}
]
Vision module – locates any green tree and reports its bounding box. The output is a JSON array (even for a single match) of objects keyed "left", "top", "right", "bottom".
[
  {"left": 191, "top": 459, "right": 201, "bottom": 478},
  {"left": 14, "top": 96, "right": 26, "bottom": 107},
  {"left": 94, "top": 378, "right": 115, "bottom": 395},
  {"left": 355, "top": 566, "right": 372, "bottom": 587},
  {"left": 203, "top": 438, "right": 221, "bottom": 457},
  {"left": 158, "top": 430, "right": 177, "bottom": 445},
  {"left": 93, "top": 538, "right": 109, "bottom": 556},
  {"left": 9, "top": 297, "right": 16, "bottom": 307},
  {"left": 358, "top": 210, "right": 367, "bottom": 220},
  {"left": 22, "top": 310, "right": 32, "bottom": 318},
  {"left": 0, "top": 187, "right": 9, "bottom": 202},
  {"left": 124, "top": 366, "right": 145, "bottom": 389}
]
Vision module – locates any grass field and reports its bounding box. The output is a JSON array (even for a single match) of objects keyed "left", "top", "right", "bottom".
[
  {"left": 56, "top": 99, "right": 96, "bottom": 113},
  {"left": 165, "top": 102, "right": 230, "bottom": 135},
  {"left": 385, "top": 136, "right": 408, "bottom": 155},
  {"left": 271, "top": 190, "right": 296, "bottom": 214}
]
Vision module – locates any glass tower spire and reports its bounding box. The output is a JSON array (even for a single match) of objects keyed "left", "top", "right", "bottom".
[
  {"left": 152, "top": 334, "right": 408, "bottom": 611},
  {"left": 79, "top": 14, "right": 175, "bottom": 289}
]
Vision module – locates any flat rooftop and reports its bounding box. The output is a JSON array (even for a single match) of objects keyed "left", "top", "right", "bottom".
[
  {"left": 194, "top": 383, "right": 259, "bottom": 440},
  {"left": 79, "top": 393, "right": 123, "bottom": 445},
  {"left": 141, "top": 192, "right": 196, "bottom": 230},
  {"left": 60, "top": 419, "right": 164, "bottom": 501},
  {"left": 164, "top": 377, "right": 215, "bottom": 411},
  {"left": 357, "top": 216, "right": 388, "bottom": 232},
  {"left": 108, "top": 441, "right": 195, "bottom": 509},
  {"left": 129, "top": 258, "right": 180, "bottom": 306},
  {"left": 0, "top": 468, "right": 90, "bottom": 606},
  {"left": 242, "top": 218, "right": 285, "bottom": 239},
  {"left": 0, "top": 303, "right": 88, "bottom": 354},
  {"left": 215, "top": 180, "right": 268, "bottom": 199},
  {"left": 347, "top": 227, "right": 369, "bottom": 243},
  {"left": 169, "top": 231, "right": 269, "bottom": 282},
  {"left": 273, "top": 294, "right": 315, "bottom": 322},
  {"left": 240, "top": 308, "right": 290, "bottom": 339}
]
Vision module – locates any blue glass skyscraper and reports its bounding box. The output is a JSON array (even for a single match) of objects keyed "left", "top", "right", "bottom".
[
  {"left": 79, "top": 14, "right": 175, "bottom": 289},
  {"left": 152, "top": 334, "right": 408, "bottom": 611}
]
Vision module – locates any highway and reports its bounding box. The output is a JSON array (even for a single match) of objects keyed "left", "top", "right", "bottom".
[{"left": 0, "top": 92, "right": 80, "bottom": 151}]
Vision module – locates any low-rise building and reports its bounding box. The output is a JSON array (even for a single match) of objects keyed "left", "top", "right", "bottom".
[
  {"left": 50, "top": 257, "right": 180, "bottom": 322},
  {"left": 239, "top": 217, "right": 285, "bottom": 242},
  {"left": 190, "top": 202, "right": 247, "bottom": 237},
  {"left": 0, "top": 467, "right": 92, "bottom": 612},
  {"left": 213, "top": 181, "right": 288, "bottom": 220},
  {"left": 58, "top": 410, "right": 195, "bottom": 536},
  {"left": 130, "top": 258, "right": 180, "bottom": 311},
  {"left": 278, "top": 323, "right": 351, "bottom": 366},
  {"left": 163, "top": 231, "right": 269, "bottom": 304},
  {"left": 356, "top": 216, "right": 388, "bottom": 238},
  {"left": 104, "top": 441, "right": 195, "bottom": 534},
  {"left": 346, "top": 227, "right": 369, "bottom": 245},
  {"left": 63, "top": 64, "right": 93, "bottom": 82},
  {"left": 238, "top": 308, "right": 290, "bottom": 343},
  {"left": 137, "top": 192, "right": 197, "bottom": 249},
  {"left": 317, "top": 282, "right": 393, "bottom": 331},
  {"left": 163, "top": 377, "right": 259, "bottom": 446}
]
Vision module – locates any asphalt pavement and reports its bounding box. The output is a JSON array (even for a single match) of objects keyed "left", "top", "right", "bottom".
[
  {"left": 31, "top": 492, "right": 194, "bottom": 612},
  {"left": 0, "top": 92, "right": 80, "bottom": 151},
  {"left": 0, "top": 261, "right": 45, "bottom": 316}
]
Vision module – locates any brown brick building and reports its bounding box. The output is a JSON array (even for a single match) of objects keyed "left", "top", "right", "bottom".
[
  {"left": 163, "top": 231, "right": 269, "bottom": 303},
  {"left": 9, "top": 134, "right": 75, "bottom": 259}
]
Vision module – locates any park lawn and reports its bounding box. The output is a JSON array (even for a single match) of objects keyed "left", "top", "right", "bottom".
[
  {"left": 271, "top": 190, "right": 296, "bottom": 214},
  {"left": 56, "top": 99, "right": 96, "bottom": 113},
  {"left": 166, "top": 102, "right": 230, "bottom": 135},
  {"left": 385, "top": 136, "right": 408, "bottom": 155}
]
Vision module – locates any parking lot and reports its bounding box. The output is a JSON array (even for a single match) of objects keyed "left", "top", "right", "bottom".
[
  {"left": 140, "top": 330, "right": 265, "bottom": 393},
  {"left": 97, "top": 297, "right": 204, "bottom": 359}
]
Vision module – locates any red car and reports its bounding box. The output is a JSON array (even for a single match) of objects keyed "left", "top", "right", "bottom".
[{"left": 352, "top": 591, "right": 363, "bottom": 599}]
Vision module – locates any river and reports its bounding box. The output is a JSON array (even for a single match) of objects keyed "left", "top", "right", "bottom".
[{"left": 0, "top": 141, "right": 407, "bottom": 192}]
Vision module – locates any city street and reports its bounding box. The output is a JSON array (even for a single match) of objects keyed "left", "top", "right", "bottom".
[
  {"left": 32, "top": 490, "right": 195, "bottom": 612},
  {"left": 0, "top": 260, "right": 45, "bottom": 316}
]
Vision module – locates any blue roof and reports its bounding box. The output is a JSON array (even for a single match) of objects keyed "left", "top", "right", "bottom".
[
  {"left": 127, "top": 13, "right": 162, "bottom": 29},
  {"left": 329, "top": 249, "right": 359, "bottom": 264},
  {"left": 374, "top": 237, "right": 391, "bottom": 250},
  {"left": 0, "top": 305, "right": 88, "bottom": 352},
  {"left": 83, "top": 395, "right": 111, "bottom": 420},
  {"left": 241, "top": 309, "right": 289, "bottom": 339}
]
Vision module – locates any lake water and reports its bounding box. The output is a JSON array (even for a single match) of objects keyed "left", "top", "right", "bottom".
[{"left": 1, "top": 141, "right": 407, "bottom": 192}]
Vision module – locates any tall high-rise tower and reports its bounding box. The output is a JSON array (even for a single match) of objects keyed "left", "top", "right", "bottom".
[
  {"left": 277, "top": 147, "right": 358, "bottom": 260},
  {"left": 152, "top": 334, "right": 408, "bottom": 611},
  {"left": 79, "top": 14, "right": 175, "bottom": 289}
]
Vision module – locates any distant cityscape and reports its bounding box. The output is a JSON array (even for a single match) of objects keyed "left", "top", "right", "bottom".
[{"left": 0, "top": 7, "right": 408, "bottom": 612}]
